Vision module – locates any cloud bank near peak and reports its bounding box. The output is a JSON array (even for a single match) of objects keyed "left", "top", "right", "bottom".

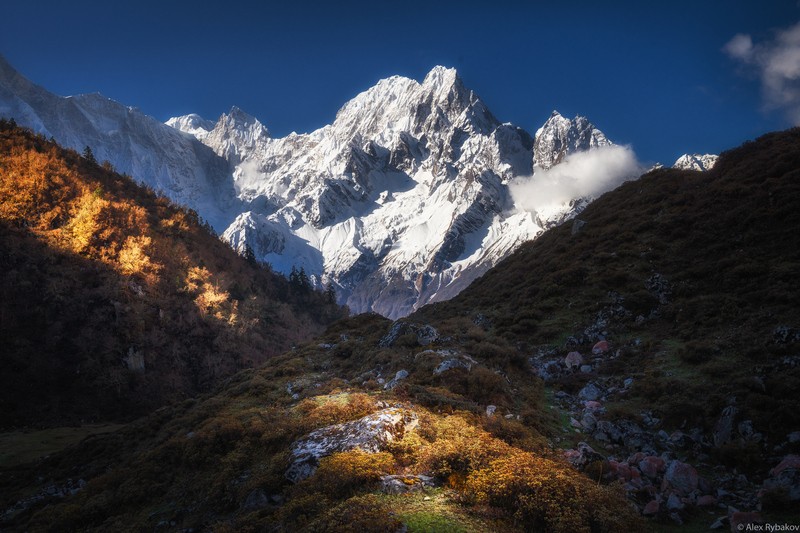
[
  {"left": 510, "top": 145, "right": 643, "bottom": 213},
  {"left": 725, "top": 21, "right": 800, "bottom": 125}
]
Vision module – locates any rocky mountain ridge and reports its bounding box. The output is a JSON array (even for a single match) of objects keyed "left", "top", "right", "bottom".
[
  {"left": 168, "top": 68, "right": 623, "bottom": 317},
  {"left": 1, "top": 55, "right": 634, "bottom": 317}
]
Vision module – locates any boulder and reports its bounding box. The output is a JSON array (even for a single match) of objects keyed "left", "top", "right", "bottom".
[
  {"left": 608, "top": 460, "right": 633, "bottom": 481},
  {"left": 760, "top": 454, "right": 800, "bottom": 503},
  {"left": 380, "top": 474, "right": 435, "bottom": 495},
  {"left": 663, "top": 460, "right": 699, "bottom": 495},
  {"left": 578, "top": 382, "right": 603, "bottom": 401},
  {"left": 564, "top": 351, "right": 584, "bottom": 370},
  {"left": 712, "top": 406, "right": 738, "bottom": 448},
  {"left": 531, "top": 359, "right": 562, "bottom": 382},
  {"left": 433, "top": 356, "right": 475, "bottom": 375},
  {"left": 594, "top": 420, "right": 622, "bottom": 443},
  {"left": 285, "top": 407, "right": 418, "bottom": 483},
  {"left": 638, "top": 456, "right": 666, "bottom": 479},
  {"left": 592, "top": 340, "right": 610, "bottom": 354},
  {"left": 416, "top": 325, "right": 439, "bottom": 346},
  {"left": 697, "top": 495, "right": 717, "bottom": 507},
  {"left": 580, "top": 413, "right": 597, "bottom": 431},
  {"left": 379, "top": 321, "right": 438, "bottom": 348},
  {"left": 642, "top": 500, "right": 659, "bottom": 516},
  {"left": 384, "top": 369, "right": 409, "bottom": 390},
  {"left": 666, "top": 493, "right": 685, "bottom": 511},
  {"left": 486, "top": 405, "right": 497, "bottom": 417}
]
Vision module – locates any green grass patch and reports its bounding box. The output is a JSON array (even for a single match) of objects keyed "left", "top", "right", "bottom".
[{"left": 388, "top": 490, "right": 516, "bottom": 533}]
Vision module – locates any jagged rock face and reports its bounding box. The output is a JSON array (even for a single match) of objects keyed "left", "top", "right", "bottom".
[
  {"left": 171, "top": 71, "right": 615, "bottom": 317},
  {"left": 533, "top": 111, "right": 611, "bottom": 170},
  {"left": 672, "top": 153, "right": 718, "bottom": 171}
]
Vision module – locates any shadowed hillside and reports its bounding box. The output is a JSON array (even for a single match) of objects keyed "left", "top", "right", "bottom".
[
  {"left": 2, "top": 128, "right": 799, "bottom": 531},
  {"left": 0, "top": 121, "right": 346, "bottom": 427}
]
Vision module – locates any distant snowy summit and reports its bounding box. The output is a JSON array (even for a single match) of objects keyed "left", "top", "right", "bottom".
[
  {"left": 534, "top": 110, "right": 611, "bottom": 170},
  {"left": 673, "top": 153, "right": 718, "bottom": 171},
  {"left": 167, "top": 68, "right": 623, "bottom": 317}
]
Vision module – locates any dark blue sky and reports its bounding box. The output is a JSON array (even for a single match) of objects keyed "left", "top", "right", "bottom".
[{"left": 1, "top": 1, "right": 798, "bottom": 164}]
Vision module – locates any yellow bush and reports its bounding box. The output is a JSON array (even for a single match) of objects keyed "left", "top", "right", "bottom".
[
  {"left": 413, "top": 413, "right": 510, "bottom": 479},
  {"left": 311, "top": 449, "right": 395, "bottom": 498},
  {"left": 118, "top": 235, "right": 159, "bottom": 279},
  {"left": 297, "top": 392, "right": 376, "bottom": 428},
  {"left": 466, "top": 450, "right": 641, "bottom": 533}
]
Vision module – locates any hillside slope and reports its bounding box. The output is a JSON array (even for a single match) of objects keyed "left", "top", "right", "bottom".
[
  {"left": 2, "top": 129, "right": 799, "bottom": 531},
  {"left": 0, "top": 122, "right": 345, "bottom": 427},
  {"left": 416, "top": 127, "right": 800, "bottom": 438}
]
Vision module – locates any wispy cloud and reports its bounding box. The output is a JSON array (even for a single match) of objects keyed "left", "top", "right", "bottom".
[
  {"left": 725, "top": 21, "right": 800, "bottom": 124},
  {"left": 510, "top": 145, "right": 643, "bottom": 213}
]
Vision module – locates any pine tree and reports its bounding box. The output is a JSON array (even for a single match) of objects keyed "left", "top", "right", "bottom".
[
  {"left": 325, "top": 282, "right": 337, "bottom": 304},
  {"left": 298, "top": 267, "right": 311, "bottom": 292},
  {"left": 289, "top": 266, "right": 300, "bottom": 289},
  {"left": 243, "top": 244, "right": 257, "bottom": 266},
  {"left": 82, "top": 146, "right": 96, "bottom": 165}
]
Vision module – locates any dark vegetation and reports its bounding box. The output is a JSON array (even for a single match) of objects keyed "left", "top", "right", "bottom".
[
  {"left": 0, "top": 121, "right": 346, "bottom": 427},
  {"left": 2, "top": 126, "right": 800, "bottom": 531}
]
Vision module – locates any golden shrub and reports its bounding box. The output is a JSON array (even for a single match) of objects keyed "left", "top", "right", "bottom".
[
  {"left": 311, "top": 449, "right": 395, "bottom": 498},
  {"left": 300, "top": 392, "right": 377, "bottom": 428},
  {"left": 466, "top": 450, "right": 641, "bottom": 533}
]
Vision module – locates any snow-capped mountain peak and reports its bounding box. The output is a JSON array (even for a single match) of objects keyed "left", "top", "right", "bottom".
[
  {"left": 165, "top": 113, "right": 215, "bottom": 139},
  {"left": 672, "top": 153, "right": 718, "bottom": 171},
  {"left": 422, "top": 65, "right": 460, "bottom": 88},
  {"left": 533, "top": 110, "right": 610, "bottom": 170},
  {"left": 1, "top": 54, "right": 631, "bottom": 318}
]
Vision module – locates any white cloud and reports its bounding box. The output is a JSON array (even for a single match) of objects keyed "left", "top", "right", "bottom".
[
  {"left": 723, "top": 33, "right": 754, "bottom": 61},
  {"left": 725, "top": 21, "right": 800, "bottom": 124},
  {"left": 509, "top": 145, "right": 643, "bottom": 213}
]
